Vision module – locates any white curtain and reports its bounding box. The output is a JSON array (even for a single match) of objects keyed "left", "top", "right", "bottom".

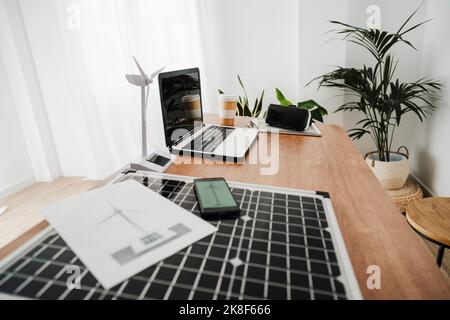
[{"left": 17, "top": 0, "right": 216, "bottom": 180}]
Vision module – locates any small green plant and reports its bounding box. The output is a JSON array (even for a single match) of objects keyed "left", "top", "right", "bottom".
[
  {"left": 275, "top": 88, "right": 328, "bottom": 123},
  {"left": 219, "top": 75, "right": 264, "bottom": 117}
]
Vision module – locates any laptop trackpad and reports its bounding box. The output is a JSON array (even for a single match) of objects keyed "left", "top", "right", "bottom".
[{"left": 212, "top": 128, "right": 256, "bottom": 156}]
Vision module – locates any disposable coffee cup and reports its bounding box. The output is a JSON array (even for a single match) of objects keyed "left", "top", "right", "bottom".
[
  {"left": 182, "top": 95, "right": 201, "bottom": 121},
  {"left": 219, "top": 95, "right": 238, "bottom": 126}
]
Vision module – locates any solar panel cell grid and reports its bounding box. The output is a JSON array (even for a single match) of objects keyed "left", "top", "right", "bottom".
[{"left": 0, "top": 172, "right": 352, "bottom": 300}]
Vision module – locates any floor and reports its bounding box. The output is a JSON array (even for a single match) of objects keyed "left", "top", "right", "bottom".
[
  {"left": 0, "top": 178, "right": 99, "bottom": 251},
  {"left": 422, "top": 240, "right": 450, "bottom": 277},
  {"left": 0, "top": 178, "right": 449, "bottom": 278}
]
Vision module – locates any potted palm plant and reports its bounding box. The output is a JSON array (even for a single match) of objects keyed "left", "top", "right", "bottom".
[{"left": 312, "top": 5, "right": 442, "bottom": 190}]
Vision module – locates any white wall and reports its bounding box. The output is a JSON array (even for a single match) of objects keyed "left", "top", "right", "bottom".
[
  {"left": 0, "top": 56, "right": 35, "bottom": 198},
  {"left": 206, "top": 0, "right": 299, "bottom": 113},
  {"left": 407, "top": 0, "right": 450, "bottom": 196},
  {"left": 299, "top": 0, "right": 348, "bottom": 125},
  {"left": 205, "top": 0, "right": 349, "bottom": 123}
]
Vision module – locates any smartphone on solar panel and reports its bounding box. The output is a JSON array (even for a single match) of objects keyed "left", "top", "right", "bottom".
[{"left": 193, "top": 178, "right": 241, "bottom": 219}]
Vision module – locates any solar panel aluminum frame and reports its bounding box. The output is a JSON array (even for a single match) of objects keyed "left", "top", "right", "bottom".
[{"left": 0, "top": 171, "right": 362, "bottom": 300}]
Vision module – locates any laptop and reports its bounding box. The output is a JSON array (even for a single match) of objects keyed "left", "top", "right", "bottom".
[{"left": 158, "top": 68, "right": 258, "bottom": 161}]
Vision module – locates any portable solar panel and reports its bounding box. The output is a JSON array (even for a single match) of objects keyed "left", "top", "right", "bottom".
[{"left": 0, "top": 171, "right": 361, "bottom": 300}]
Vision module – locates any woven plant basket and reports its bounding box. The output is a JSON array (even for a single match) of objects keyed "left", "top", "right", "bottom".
[
  {"left": 365, "top": 146, "right": 410, "bottom": 190},
  {"left": 386, "top": 179, "right": 423, "bottom": 213}
]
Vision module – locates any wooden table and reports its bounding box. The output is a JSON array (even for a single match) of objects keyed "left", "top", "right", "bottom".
[
  {"left": 167, "top": 115, "right": 450, "bottom": 299},
  {"left": 406, "top": 198, "right": 450, "bottom": 267},
  {"left": 1, "top": 115, "right": 450, "bottom": 299}
]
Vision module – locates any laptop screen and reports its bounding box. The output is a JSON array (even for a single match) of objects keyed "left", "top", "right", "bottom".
[{"left": 159, "top": 68, "right": 203, "bottom": 147}]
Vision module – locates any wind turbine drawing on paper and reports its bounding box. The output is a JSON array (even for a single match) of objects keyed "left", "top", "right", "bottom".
[
  {"left": 98, "top": 200, "right": 176, "bottom": 255},
  {"left": 98, "top": 201, "right": 148, "bottom": 234}
]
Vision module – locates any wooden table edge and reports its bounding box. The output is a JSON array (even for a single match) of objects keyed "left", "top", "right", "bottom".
[{"left": 0, "top": 221, "right": 49, "bottom": 260}]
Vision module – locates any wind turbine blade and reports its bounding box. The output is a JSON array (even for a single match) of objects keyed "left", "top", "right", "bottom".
[
  {"left": 118, "top": 211, "right": 148, "bottom": 234},
  {"left": 150, "top": 66, "right": 166, "bottom": 80},
  {"left": 133, "top": 56, "right": 148, "bottom": 79},
  {"left": 98, "top": 213, "right": 117, "bottom": 225},
  {"left": 107, "top": 200, "right": 117, "bottom": 210}
]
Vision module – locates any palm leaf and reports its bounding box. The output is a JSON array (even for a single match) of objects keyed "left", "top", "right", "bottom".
[
  {"left": 396, "top": 0, "right": 426, "bottom": 34},
  {"left": 329, "top": 3, "right": 431, "bottom": 63},
  {"left": 275, "top": 88, "right": 293, "bottom": 106}
]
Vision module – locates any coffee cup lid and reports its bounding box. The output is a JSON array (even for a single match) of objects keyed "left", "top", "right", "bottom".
[
  {"left": 219, "top": 94, "right": 238, "bottom": 102},
  {"left": 181, "top": 95, "right": 200, "bottom": 103}
]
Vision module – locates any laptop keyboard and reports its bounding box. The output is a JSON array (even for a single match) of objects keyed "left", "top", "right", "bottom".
[{"left": 182, "top": 125, "right": 235, "bottom": 153}]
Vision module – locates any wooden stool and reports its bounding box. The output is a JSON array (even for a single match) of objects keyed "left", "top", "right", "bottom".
[
  {"left": 386, "top": 179, "right": 423, "bottom": 214},
  {"left": 406, "top": 198, "right": 450, "bottom": 267}
]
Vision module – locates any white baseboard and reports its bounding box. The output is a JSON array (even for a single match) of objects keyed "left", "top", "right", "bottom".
[
  {"left": 410, "top": 172, "right": 436, "bottom": 197},
  {"left": 0, "top": 176, "right": 35, "bottom": 200}
]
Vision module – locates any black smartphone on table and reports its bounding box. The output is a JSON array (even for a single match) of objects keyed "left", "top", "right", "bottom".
[{"left": 193, "top": 178, "right": 241, "bottom": 219}]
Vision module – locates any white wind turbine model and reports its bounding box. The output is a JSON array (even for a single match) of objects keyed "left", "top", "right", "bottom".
[{"left": 126, "top": 57, "right": 176, "bottom": 173}]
